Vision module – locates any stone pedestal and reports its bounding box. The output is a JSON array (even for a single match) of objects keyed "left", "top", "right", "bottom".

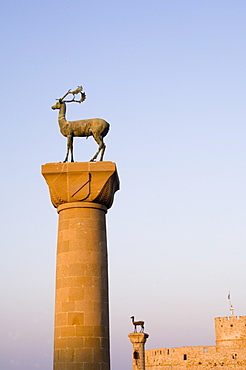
[
  {"left": 128, "top": 332, "right": 149, "bottom": 370},
  {"left": 42, "top": 162, "right": 119, "bottom": 370}
]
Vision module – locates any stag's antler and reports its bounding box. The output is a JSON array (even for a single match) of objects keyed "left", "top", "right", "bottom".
[
  {"left": 58, "top": 86, "right": 86, "bottom": 104},
  {"left": 71, "top": 86, "right": 83, "bottom": 95}
]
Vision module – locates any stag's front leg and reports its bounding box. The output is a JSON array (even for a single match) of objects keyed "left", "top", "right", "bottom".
[
  {"left": 64, "top": 135, "right": 74, "bottom": 162},
  {"left": 70, "top": 135, "right": 74, "bottom": 162}
]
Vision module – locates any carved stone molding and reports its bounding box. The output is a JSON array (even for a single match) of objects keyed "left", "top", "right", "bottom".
[{"left": 42, "top": 161, "right": 119, "bottom": 209}]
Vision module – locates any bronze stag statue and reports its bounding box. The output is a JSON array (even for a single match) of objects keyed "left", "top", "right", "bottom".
[{"left": 51, "top": 86, "right": 109, "bottom": 162}]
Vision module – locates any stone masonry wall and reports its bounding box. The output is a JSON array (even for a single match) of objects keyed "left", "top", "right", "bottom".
[
  {"left": 146, "top": 346, "right": 246, "bottom": 369},
  {"left": 145, "top": 317, "right": 246, "bottom": 370}
]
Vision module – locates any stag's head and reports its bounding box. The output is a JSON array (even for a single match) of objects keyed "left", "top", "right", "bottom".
[
  {"left": 51, "top": 100, "right": 63, "bottom": 110},
  {"left": 51, "top": 86, "right": 86, "bottom": 110}
]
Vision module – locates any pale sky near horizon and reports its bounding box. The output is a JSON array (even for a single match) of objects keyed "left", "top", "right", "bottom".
[{"left": 1, "top": 1, "right": 246, "bottom": 369}]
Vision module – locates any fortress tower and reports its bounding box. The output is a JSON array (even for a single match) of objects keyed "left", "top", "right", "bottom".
[{"left": 215, "top": 316, "right": 246, "bottom": 351}]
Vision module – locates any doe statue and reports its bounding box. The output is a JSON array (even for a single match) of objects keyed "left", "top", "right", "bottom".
[
  {"left": 51, "top": 86, "right": 110, "bottom": 162},
  {"left": 131, "top": 316, "right": 145, "bottom": 333}
]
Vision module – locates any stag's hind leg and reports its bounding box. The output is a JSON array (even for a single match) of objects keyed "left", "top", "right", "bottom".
[{"left": 90, "top": 134, "right": 106, "bottom": 162}]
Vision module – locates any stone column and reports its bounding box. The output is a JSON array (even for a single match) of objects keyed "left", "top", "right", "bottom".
[
  {"left": 42, "top": 162, "right": 119, "bottom": 370},
  {"left": 128, "top": 333, "right": 149, "bottom": 370}
]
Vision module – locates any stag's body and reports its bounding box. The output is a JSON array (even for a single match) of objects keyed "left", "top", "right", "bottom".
[
  {"left": 131, "top": 316, "right": 145, "bottom": 333},
  {"left": 52, "top": 89, "right": 109, "bottom": 162}
]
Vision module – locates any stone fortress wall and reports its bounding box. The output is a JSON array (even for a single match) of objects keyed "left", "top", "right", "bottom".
[{"left": 145, "top": 316, "right": 246, "bottom": 369}]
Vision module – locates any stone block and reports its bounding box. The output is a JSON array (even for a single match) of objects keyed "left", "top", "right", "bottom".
[
  {"left": 76, "top": 276, "right": 94, "bottom": 287},
  {"left": 56, "top": 265, "right": 69, "bottom": 278},
  {"left": 76, "top": 326, "right": 94, "bottom": 337},
  {"left": 85, "top": 337, "right": 101, "bottom": 349},
  {"left": 67, "top": 337, "right": 85, "bottom": 349},
  {"left": 55, "top": 312, "right": 68, "bottom": 326},
  {"left": 60, "top": 326, "right": 76, "bottom": 338},
  {"left": 68, "top": 312, "right": 85, "bottom": 326},
  {"left": 60, "top": 348, "right": 75, "bottom": 362},
  {"left": 54, "top": 338, "right": 67, "bottom": 349},
  {"left": 62, "top": 301, "right": 76, "bottom": 312},
  {"left": 56, "top": 288, "right": 69, "bottom": 303},
  {"left": 69, "top": 263, "right": 86, "bottom": 277},
  {"left": 94, "top": 326, "right": 108, "bottom": 337},
  {"left": 74, "top": 348, "right": 93, "bottom": 362},
  {"left": 68, "top": 287, "right": 85, "bottom": 301}
]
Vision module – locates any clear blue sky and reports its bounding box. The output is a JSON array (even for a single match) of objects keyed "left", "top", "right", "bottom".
[{"left": 0, "top": 1, "right": 246, "bottom": 369}]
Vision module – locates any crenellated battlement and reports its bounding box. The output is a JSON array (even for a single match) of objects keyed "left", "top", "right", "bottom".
[{"left": 215, "top": 315, "right": 246, "bottom": 323}]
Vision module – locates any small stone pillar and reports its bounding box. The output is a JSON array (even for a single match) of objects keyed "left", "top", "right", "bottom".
[
  {"left": 42, "top": 162, "right": 119, "bottom": 370},
  {"left": 128, "top": 333, "right": 149, "bottom": 370}
]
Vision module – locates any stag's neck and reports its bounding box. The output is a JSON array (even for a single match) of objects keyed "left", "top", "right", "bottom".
[{"left": 58, "top": 103, "right": 69, "bottom": 136}]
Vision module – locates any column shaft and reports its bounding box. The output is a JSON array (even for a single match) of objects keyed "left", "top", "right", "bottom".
[
  {"left": 54, "top": 202, "right": 109, "bottom": 370},
  {"left": 128, "top": 333, "right": 149, "bottom": 370}
]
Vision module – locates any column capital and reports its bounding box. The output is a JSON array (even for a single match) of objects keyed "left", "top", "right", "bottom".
[
  {"left": 128, "top": 332, "right": 149, "bottom": 344},
  {"left": 41, "top": 161, "right": 119, "bottom": 209}
]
